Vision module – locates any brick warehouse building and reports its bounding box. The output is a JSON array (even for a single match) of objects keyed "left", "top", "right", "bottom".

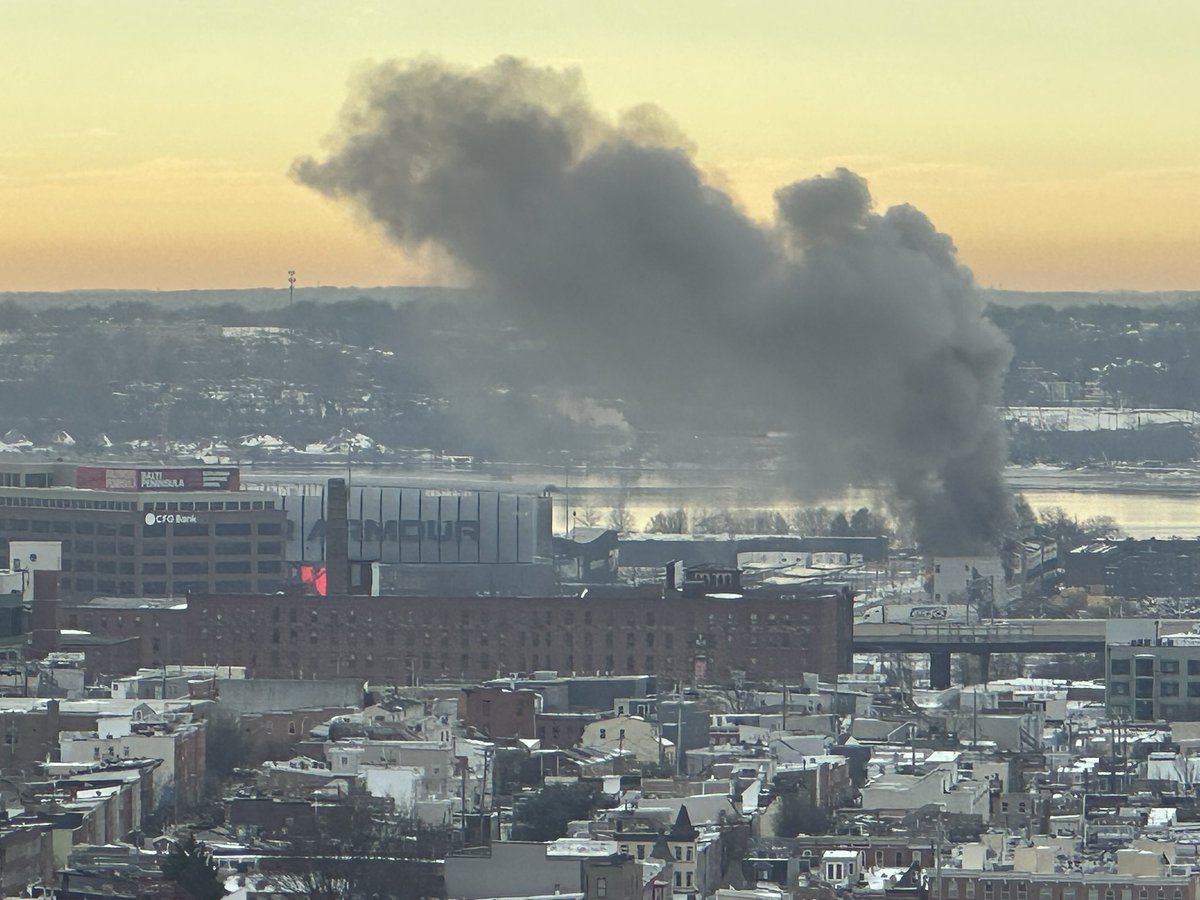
[{"left": 61, "top": 587, "right": 854, "bottom": 684}]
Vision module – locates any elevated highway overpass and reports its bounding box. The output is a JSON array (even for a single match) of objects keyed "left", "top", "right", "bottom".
[
  {"left": 853, "top": 618, "right": 1109, "bottom": 655},
  {"left": 852, "top": 618, "right": 1200, "bottom": 689}
]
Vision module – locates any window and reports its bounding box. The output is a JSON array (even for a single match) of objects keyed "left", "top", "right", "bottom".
[
  {"left": 172, "top": 561, "right": 209, "bottom": 575},
  {"left": 216, "top": 541, "right": 252, "bottom": 555},
  {"left": 174, "top": 523, "right": 209, "bottom": 537},
  {"left": 215, "top": 561, "right": 252, "bottom": 574},
  {"left": 1161, "top": 659, "right": 1180, "bottom": 674},
  {"left": 215, "top": 523, "right": 252, "bottom": 536},
  {"left": 1161, "top": 681, "right": 1180, "bottom": 697},
  {"left": 257, "top": 522, "right": 282, "bottom": 535},
  {"left": 257, "top": 542, "right": 282, "bottom": 555},
  {"left": 596, "top": 877, "right": 607, "bottom": 898},
  {"left": 1111, "top": 658, "right": 1130, "bottom": 675},
  {"left": 1186, "top": 682, "right": 1200, "bottom": 698}
]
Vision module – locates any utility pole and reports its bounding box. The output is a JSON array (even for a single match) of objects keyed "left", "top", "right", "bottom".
[
  {"left": 287, "top": 270, "right": 296, "bottom": 305},
  {"left": 675, "top": 699, "right": 684, "bottom": 778},
  {"left": 934, "top": 813, "right": 943, "bottom": 900}
]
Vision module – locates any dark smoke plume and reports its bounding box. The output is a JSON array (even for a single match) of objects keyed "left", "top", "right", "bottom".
[{"left": 294, "top": 57, "right": 1013, "bottom": 553}]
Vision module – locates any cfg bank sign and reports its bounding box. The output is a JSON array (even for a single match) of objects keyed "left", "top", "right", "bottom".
[{"left": 144, "top": 512, "right": 199, "bottom": 525}]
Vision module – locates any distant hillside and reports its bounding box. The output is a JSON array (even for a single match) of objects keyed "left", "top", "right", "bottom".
[
  {"left": 0, "top": 285, "right": 470, "bottom": 310},
  {"left": 983, "top": 288, "right": 1200, "bottom": 308},
  {"left": 7, "top": 284, "right": 1199, "bottom": 310}
]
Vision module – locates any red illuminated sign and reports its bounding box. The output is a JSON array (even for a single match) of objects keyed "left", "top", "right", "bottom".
[
  {"left": 76, "top": 466, "right": 240, "bottom": 492},
  {"left": 300, "top": 565, "right": 328, "bottom": 597}
]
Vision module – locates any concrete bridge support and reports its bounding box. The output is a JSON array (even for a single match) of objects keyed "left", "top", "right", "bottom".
[{"left": 930, "top": 651, "right": 952, "bottom": 690}]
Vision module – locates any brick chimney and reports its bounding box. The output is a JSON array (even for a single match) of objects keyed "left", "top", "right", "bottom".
[
  {"left": 29, "top": 569, "right": 60, "bottom": 657},
  {"left": 325, "top": 478, "right": 350, "bottom": 597}
]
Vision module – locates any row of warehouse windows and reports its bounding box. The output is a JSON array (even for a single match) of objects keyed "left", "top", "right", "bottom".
[
  {"left": 1, "top": 518, "right": 281, "bottom": 537},
  {"left": 1111, "top": 658, "right": 1200, "bottom": 675},
  {"left": 0, "top": 495, "right": 277, "bottom": 511},
  {"left": 62, "top": 560, "right": 282, "bottom": 575},
  {"left": 61, "top": 578, "right": 275, "bottom": 594}
]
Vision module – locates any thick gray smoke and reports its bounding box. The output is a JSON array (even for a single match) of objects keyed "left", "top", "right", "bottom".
[{"left": 294, "top": 57, "right": 1013, "bottom": 553}]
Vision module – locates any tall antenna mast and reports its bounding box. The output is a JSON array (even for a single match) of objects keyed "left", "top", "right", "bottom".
[{"left": 287, "top": 269, "right": 296, "bottom": 305}]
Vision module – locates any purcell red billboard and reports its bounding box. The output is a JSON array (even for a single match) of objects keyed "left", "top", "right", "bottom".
[{"left": 75, "top": 466, "right": 240, "bottom": 492}]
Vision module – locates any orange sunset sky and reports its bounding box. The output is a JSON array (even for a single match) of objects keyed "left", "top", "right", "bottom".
[{"left": 4, "top": 1, "right": 1199, "bottom": 293}]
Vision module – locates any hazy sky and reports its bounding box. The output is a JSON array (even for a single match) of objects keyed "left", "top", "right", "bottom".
[{"left": 4, "top": 1, "right": 1198, "bottom": 293}]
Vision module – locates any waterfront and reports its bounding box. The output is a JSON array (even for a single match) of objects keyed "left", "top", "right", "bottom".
[{"left": 244, "top": 462, "right": 1200, "bottom": 540}]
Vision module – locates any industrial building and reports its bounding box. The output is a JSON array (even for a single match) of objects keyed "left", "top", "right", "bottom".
[
  {"left": 1067, "top": 538, "right": 1200, "bottom": 598},
  {"left": 0, "top": 461, "right": 288, "bottom": 600},
  {"left": 61, "top": 581, "right": 854, "bottom": 684},
  {"left": 272, "top": 481, "right": 554, "bottom": 565},
  {"left": 1106, "top": 619, "right": 1200, "bottom": 721}
]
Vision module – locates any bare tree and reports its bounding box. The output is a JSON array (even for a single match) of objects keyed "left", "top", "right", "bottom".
[
  {"left": 263, "top": 801, "right": 452, "bottom": 900},
  {"left": 734, "top": 510, "right": 790, "bottom": 535},
  {"left": 693, "top": 508, "right": 734, "bottom": 535},
  {"left": 645, "top": 508, "right": 688, "bottom": 534},
  {"left": 789, "top": 506, "right": 833, "bottom": 535},
  {"left": 607, "top": 499, "right": 637, "bottom": 533}
]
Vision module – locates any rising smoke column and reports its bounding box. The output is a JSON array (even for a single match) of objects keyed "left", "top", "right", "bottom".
[{"left": 294, "top": 56, "right": 1014, "bottom": 553}]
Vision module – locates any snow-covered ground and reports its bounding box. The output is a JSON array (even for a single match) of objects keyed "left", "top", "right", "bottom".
[{"left": 1001, "top": 405, "right": 1200, "bottom": 431}]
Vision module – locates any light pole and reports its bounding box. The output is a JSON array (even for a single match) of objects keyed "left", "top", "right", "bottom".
[
  {"left": 560, "top": 451, "right": 572, "bottom": 538},
  {"left": 287, "top": 270, "right": 296, "bottom": 305}
]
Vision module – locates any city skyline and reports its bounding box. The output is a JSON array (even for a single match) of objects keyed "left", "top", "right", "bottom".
[{"left": 4, "top": 0, "right": 1198, "bottom": 293}]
